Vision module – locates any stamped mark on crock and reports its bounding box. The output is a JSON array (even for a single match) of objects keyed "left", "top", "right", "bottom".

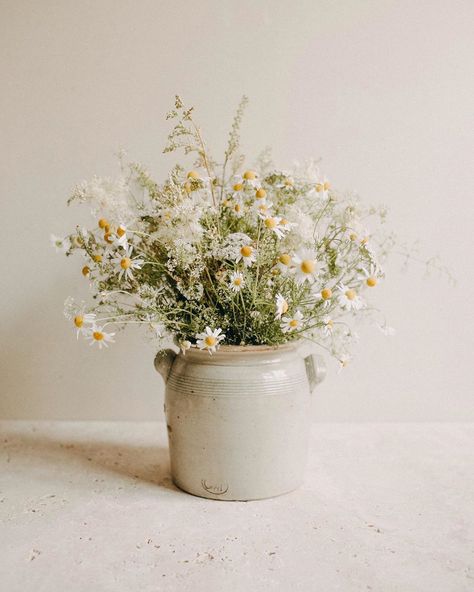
[{"left": 201, "top": 480, "right": 229, "bottom": 495}]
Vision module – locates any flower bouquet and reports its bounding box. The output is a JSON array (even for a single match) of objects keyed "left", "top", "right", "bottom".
[
  {"left": 52, "top": 96, "right": 400, "bottom": 499},
  {"left": 54, "top": 96, "right": 394, "bottom": 368}
]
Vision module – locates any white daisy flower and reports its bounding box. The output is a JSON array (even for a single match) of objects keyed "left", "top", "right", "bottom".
[
  {"left": 231, "top": 181, "right": 245, "bottom": 199},
  {"left": 276, "top": 253, "right": 293, "bottom": 275},
  {"left": 196, "top": 327, "right": 225, "bottom": 354},
  {"left": 275, "top": 293, "right": 289, "bottom": 319},
  {"left": 73, "top": 312, "right": 96, "bottom": 338},
  {"left": 113, "top": 247, "right": 144, "bottom": 281},
  {"left": 260, "top": 215, "right": 290, "bottom": 239},
  {"left": 236, "top": 244, "right": 256, "bottom": 267},
  {"left": 86, "top": 326, "right": 115, "bottom": 349},
  {"left": 281, "top": 310, "right": 304, "bottom": 333},
  {"left": 337, "top": 354, "right": 351, "bottom": 373},
  {"left": 253, "top": 199, "right": 273, "bottom": 216},
  {"left": 337, "top": 284, "right": 363, "bottom": 311},
  {"left": 278, "top": 217, "right": 298, "bottom": 232},
  {"left": 293, "top": 249, "right": 326, "bottom": 284},
  {"left": 229, "top": 271, "right": 245, "bottom": 292},
  {"left": 50, "top": 234, "right": 71, "bottom": 253},
  {"left": 239, "top": 170, "right": 259, "bottom": 188},
  {"left": 313, "top": 286, "right": 333, "bottom": 307},
  {"left": 321, "top": 315, "right": 334, "bottom": 337},
  {"left": 314, "top": 175, "right": 331, "bottom": 199},
  {"left": 358, "top": 264, "right": 382, "bottom": 287},
  {"left": 230, "top": 197, "right": 245, "bottom": 218}
]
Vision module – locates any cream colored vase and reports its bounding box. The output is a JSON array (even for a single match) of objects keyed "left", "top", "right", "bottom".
[{"left": 154, "top": 343, "right": 326, "bottom": 501}]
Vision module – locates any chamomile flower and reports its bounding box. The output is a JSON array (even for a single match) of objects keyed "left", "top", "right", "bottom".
[
  {"left": 293, "top": 249, "right": 326, "bottom": 284},
  {"left": 196, "top": 327, "right": 225, "bottom": 354},
  {"left": 337, "top": 354, "right": 351, "bottom": 373},
  {"left": 321, "top": 315, "right": 334, "bottom": 337},
  {"left": 276, "top": 253, "right": 293, "bottom": 274},
  {"left": 358, "top": 264, "right": 381, "bottom": 287},
  {"left": 275, "top": 293, "right": 289, "bottom": 319},
  {"left": 337, "top": 284, "right": 363, "bottom": 311},
  {"left": 229, "top": 271, "right": 245, "bottom": 292},
  {"left": 113, "top": 247, "right": 144, "bottom": 281},
  {"left": 314, "top": 175, "right": 331, "bottom": 199},
  {"left": 281, "top": 310, "right": 304, "bottom": 333},
  {"left": 253, "top": 200, "right": 273, "bottom": 216},
  {"left": 260, "top": 215, "right": 289, "bottom": 239},
  {"left": 50, "top": 234, "right": 71, "bottom": 253},
  {"left": 86, "top": 326, "right": 115, "bottom": 349},
  {"left": 73, "top": 312, "right": 96, "bottom": 338},
  {"left": 240, "top": 170, "right": 259, "bottom": 188},
  {"left": 230, "top": 197, "right": 245, "bottom": 218},
  {"left": 236, "top": 244, "right": 256, "bottom": 267},
  {"left": 231, "top": 181, "right": 244, "bottom": 198},
  {"left": 313, "top": 286, "right": 333, "bottom": 308}
]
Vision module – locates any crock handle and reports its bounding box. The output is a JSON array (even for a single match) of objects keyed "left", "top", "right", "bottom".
[
  {"left": 304, "top": 354, "right": 327, "bottom": 393},
  {"left": 154, "top": 349, "right": 177, "bottom": 384}
]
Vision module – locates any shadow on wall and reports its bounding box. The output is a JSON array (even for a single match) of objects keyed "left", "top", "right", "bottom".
[{"left": 0, "top": 275, "right": 163, "bottom": 419}]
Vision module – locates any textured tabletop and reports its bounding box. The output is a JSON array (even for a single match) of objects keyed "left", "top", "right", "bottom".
[{"left": 1, "top": 421, "right": 473, "bottom": 591}]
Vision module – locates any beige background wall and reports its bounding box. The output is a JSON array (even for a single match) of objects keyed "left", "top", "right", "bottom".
[{"left": 1, "top": 0, "right": 472, "bottom": 421}]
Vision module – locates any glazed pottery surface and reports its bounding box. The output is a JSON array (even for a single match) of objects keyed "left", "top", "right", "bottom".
[{"left": 155, "top": 343, "right": 325, "bottom": 501}]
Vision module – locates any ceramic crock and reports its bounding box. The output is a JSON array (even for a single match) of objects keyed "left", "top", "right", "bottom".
[{"left": 154, "top": 343, "right": 326, "bottom": 501}]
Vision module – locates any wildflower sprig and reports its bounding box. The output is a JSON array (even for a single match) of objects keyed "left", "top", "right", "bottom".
[{"left": 53, "top": 96, "right": 398, "bottom": 363}]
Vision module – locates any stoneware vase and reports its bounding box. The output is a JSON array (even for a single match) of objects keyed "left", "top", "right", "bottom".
[{"left": 154, "top": 343, "right": 326, "bottom": 501}]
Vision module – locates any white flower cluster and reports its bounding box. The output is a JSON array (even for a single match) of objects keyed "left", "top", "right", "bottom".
[{"left": 53, "top": 96, "right": 395, "bottom": 364}]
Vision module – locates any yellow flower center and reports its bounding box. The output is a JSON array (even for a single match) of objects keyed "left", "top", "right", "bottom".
[
  {"left": 233, "top": 183, "right": 243, "bottom": 191},
  {"left": 234, "top": 203, "right": 241, "bottom": 212},
  {"left": 93, "top": 254, "right": 102, "bottom": 263},
  {"left": 243, "top": 170, "right": 256, "bottom": 180},
  {"left": 321, "top": 288, "right": 332, "bottom": 300},
  {"left": 366, "top": 277, "right": 377, "bottom": 287},
  {"left": 98, "top": 218, "right": 108, "bottom": 229},
  {"left": 104, "top": 232, "right": 113, "bottom": 244},
  {"left": 82, "top": 266, "right": 90, "bottom": 276},
  {"left": 187, "top": 170, "right": 200, "bottom": 179},
  {"left": 345, "top": 289, "right": 356, "bottom": 300},
  {"left": 233, "top": 278, "right": 242, "bottom": 286},
  {"left": 240, "top": 245, "right": 253, "bottom": 258},
  {"left": 74, "top": 316, "right": 83, "bottom": 328},
  {"left": 93, "top": 331, "right": 104, "bottom": 341},
  {"left": 258, "top": 204, "right": 267, "bottom": 213},
  {"left": 326, "top": 320, "right": 334, "bottom": 328},
  {"left": 255, "top": 188, "right": 266, "bottom": 199},
  {"left": 279, "top": 253, "right": 291, "bottom": 265},
  {"left": 316, "top": 181, "right": 330, "bottom": 192},
  {"left": 289, "top": 319, "right": 299, "bottom": 328},
  {"left": 264, "top": 217, "right": 277, "bottom": 229},
  {"left": 204, "top": 336, "right": 216, "bottom": 347},
  {"left": 117, "top": 226, "right": 126, "bottom": 237},
  {"left": 280, "top": 218, "right": 289, "bottom": 225},
  {"left": 361, "top": 237, "right": 369, "bottom": 245},
  {"left": 184, "top": 181, "right": 192, "bottom": 194},
  {"left": 285, "top": 178, "right": 294, "bottom": 186},
  {"left": 301, "top": 260, "right": 315, "bottom": 274},
  {"left": 120, "top": 258, "right": 131, "bottom": 270},
  {"left": 349, "top": 233, "right": 358, "bottom": 241}
]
